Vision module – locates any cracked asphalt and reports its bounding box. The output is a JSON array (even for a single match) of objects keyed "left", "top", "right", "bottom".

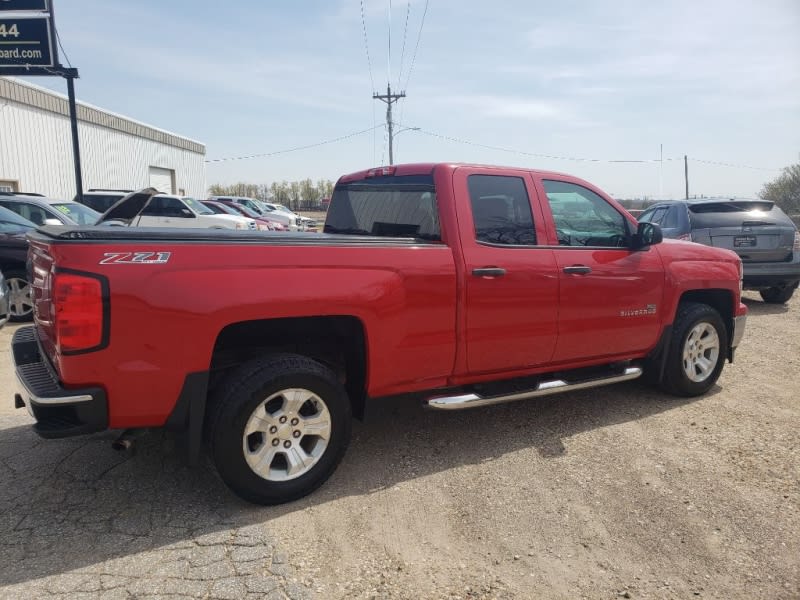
[
  {"left": 0, "top": 324, "right": 311, "bottom": 600},
  {"left": 1, "top": 291, "right": 798, "bottom": 599}
]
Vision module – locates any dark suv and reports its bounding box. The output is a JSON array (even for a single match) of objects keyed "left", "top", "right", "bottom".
[
  {"left": 0, "top": 206, "right": 35, "bottom": 321},
  {"left": 74, "top": 189, "right": 132, "bottom": 214},
  {"left": 639, "top": 198, "right": 800, "bottom": 303}
]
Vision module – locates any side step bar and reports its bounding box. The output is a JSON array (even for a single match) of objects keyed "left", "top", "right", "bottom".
[{"left": 425, "top": 366, "right": 643, "bottom": 410}]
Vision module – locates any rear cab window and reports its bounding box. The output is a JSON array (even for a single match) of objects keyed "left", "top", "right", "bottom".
[
  {"left": 325, "top": 174, "right": 440, "bottom": 240},
  {"left": 467, "top": 175, "right": 536, "bottom": 245}
]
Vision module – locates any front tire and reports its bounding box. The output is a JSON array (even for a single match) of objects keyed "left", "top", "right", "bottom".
[
  {"left": 207, "top": 353, "right": 352, "bottom": 505},
  {"left": 659, "top": 302, "right": 728, "bottom": 397}
]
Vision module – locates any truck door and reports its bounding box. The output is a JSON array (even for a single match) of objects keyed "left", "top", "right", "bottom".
[
  {"left": 455, "top": 169, "right": 559, "bottom": 373},
  {"left": 536, "top": 177, "right": 665, "bottom": 362}
]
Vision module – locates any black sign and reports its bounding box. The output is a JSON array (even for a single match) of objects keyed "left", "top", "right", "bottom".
[
  {"left": 0, "top": 0, "right": 49, "bottom": 12},
  {"left": 0, "top": 16, "right": 53, "bottom": 69}
]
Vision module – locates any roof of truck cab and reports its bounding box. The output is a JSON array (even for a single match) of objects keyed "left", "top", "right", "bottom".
[{"left": 337, "top": 163, "right": 575, "bottom": 183}]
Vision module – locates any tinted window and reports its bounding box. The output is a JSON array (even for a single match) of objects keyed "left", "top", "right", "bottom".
[
  {"left": 0, "top": 201, "right": 51, "bottom": 226},
  {"left": 0, "top": 206, "right": 34, "bottom": 232},
  {"left": 543, "top": 180, "right": 628, "bottom": 247},
  {"left": 142, "top": 197, "right": 189, "bottom": 218},
  {"left": 661, "top": 206, "right": 679, "bottom": 229},
  {"left": 688, "top": 201, "right": 793, "bottom": 228},
  {"left": 81, "top": 194, "right": 124, "bottom": 213},
  {"left": 467, "top": 175, "right": 535, "bottom": 245},
  {"left": 325, "top": 175, "right": 440, "bottom": 240}
]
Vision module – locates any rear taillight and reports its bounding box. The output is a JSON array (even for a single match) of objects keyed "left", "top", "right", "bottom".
[
  {"left": 794, "top": 231, "right": 800, "bottom": 251},
  {"left": 53, "top": 273, "right": 106, "bottom": 353}
]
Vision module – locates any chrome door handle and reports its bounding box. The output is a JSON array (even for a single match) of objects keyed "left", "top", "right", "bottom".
[
  {"left": 472, "top": 268, "right": 506, "bottom": 277},
  {"left": 563, "top": 265, "right": 592, "bottom": 275}
]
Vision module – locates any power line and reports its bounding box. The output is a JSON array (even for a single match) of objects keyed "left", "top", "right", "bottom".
[
  {"left": 206, "top": 126, "right": 382, "bottom": 163},
  {"left": 396, "top": 1, "right": 411, "bottom": 90},
  {"left": 409, "top": 126, "right": 672, "bottom": 163},
  {"left": 387, "top": 0, "right": 392, "bottom": 84},
  {"left": 359, "top": 0, "right": 375, "bottom": 92},
  {"left": 403, "top": 0, "right": 430, "bottom": 92},
  {"left": 689, "top": 157, "right": 780, "bottom": 172},
  {"left": 55, "top": 28, "right": 73, "bottom": 68}
]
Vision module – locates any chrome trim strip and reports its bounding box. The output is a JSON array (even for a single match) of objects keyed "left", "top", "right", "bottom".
[
  {"left": 425, "top": 367, "right": 643, "bottom": 410},
  {"left": 14, "top": 372, "right": 94, "bottom": 406},
  {"left": 731, "top": 314, "right": 747, "bottom": 348}
]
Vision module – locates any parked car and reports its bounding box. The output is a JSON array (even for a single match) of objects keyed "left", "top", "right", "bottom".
[
  {"left": 97, "top": 193, "right": 257, "bottom": 230},
  {"left": 0, "top": 193, "right": 101, "bottom": 226},
  {"left": 0, "top": 206, "right": 36, "bottom": 321},
  {"left": 74, "top": 189, "right": 133, "bottom": 214},
  {"left": 639, "top": 198, "right": 800, "bottom": 303},
  {"left": 209, "top": 196, "right": 301, "bottom": 230},
  {"left": 201, "top": 200, "right": 274, "bottom": 231},
  {"left": 264, "top": 202, "right": 317, "bottom": 230},
  {"left": 0, "top": 270, "right": 8, "bottom": 330},
  {"left": 211, "top": 200, "right": 288, "bottom": 231}
]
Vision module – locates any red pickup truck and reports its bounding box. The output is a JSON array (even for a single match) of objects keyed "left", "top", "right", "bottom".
[{"left": 12, "top": 163, "right": 747, "bottom": 504}]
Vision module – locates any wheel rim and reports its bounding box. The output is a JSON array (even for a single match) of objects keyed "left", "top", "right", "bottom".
[
  {"left": 7, "top": 277, "right": 33, "bottom": 318},
  {"left": 242, "top": 388, "right": 332, "bottom": 482},
  {"left": 682, "top": 322, "right": 720, "bottom": 383}
]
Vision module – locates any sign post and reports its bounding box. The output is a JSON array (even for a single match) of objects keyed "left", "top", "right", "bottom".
[{"left": 0, "top": 0, "right": 82, "bottom": 199}]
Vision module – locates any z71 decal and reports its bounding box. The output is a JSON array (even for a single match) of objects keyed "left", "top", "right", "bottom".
[{"left": 100, "top": 252, "right": 172, "bottom": 265}]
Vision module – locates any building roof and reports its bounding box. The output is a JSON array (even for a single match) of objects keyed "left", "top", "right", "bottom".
[{"left": 0, "top": 77, "right": 205, "bottom": 155}]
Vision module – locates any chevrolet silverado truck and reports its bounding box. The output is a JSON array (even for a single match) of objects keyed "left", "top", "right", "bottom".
[{"left": 12, "top": 163, "right": 747, "bottom": 505}]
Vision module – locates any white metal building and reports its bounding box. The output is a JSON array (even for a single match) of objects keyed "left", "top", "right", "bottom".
[{"left": 0, "top": 78, "right": 206, "bottom": 198}]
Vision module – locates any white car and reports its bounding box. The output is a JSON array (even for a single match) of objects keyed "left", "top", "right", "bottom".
[
  {"left": 97, "top": 193, "right": 257, "bottom": 230},
  {"left": 210, "top": 196, "right": 302, "bottom": 231},
  {"left": 263, "top": 202, "right": 316, "bottom": 230}
]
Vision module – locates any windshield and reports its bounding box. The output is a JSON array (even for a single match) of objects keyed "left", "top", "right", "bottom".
[
  {"left": 324, "top": 174, "right": 440, "bottom": 240},
  {"left": 51, "top": 202, "right": 101, "bottom": 225},
  {"left": 183, "top": 197, "right": 214, "bottom": 215},
  {"left": 273, "top": 204, "right": 294, "bottom": 214},
  {"left": 235, "top": 204, "right": 262, "bottom": 218}
]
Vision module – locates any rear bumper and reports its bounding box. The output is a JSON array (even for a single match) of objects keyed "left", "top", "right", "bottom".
[
  {"left": 742, "top": 254, "right": 800, "bottom": 288},
  {"left": 12, "top": 326, "right": 108, "bottom": 438}
]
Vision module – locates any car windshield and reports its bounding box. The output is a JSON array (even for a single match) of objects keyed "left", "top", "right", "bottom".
[
  {"left": 205, "top": 202, "right": 238, "bottom": 215},
  {"left": 183, "top": 197, "right": 214, "bottom": 215},
  {"left": 273, "top": 204, "right": 294, "bottom": 214},
  {"left": 51, "top": 202, "right": 101, "bottom": 225}
]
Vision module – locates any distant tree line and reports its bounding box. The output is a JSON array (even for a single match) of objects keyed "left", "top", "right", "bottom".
[
  {"left": 760, "top": 162, "right": 800, "bottom": 216},
  {"left": 208, "top": 179, "right": 335, "bottom": 210}
]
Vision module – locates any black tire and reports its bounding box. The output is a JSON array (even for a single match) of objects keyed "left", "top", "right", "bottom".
[
  {"left": 207, "top": 353, "right": 352, "bottom": 505},
  {"left": 659, "top": 302, "right": 728, "bottom": 397},
  {"left": 5, "top": 270, "right": 33, "bottom": 322},
  {"left": 759, "top": 283, "right": 797, "bottom": 304}
]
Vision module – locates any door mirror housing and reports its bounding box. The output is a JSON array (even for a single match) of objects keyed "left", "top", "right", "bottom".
[
  {"left": 632, "top": 221, "right": 663, "bottom": 249},
  {"left": 43, "top": 218, "right": 63, "bottom": 226},
  {"left": 180, "top": 208, "right": 195, "bottom": 218}
]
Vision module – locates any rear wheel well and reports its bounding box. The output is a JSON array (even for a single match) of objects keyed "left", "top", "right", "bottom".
[
  {"left": 677, "top": 289, "right": 733, "bottom": 347},
  {"left": 209, "top": 316, "right": 368, "bottom": 419}
]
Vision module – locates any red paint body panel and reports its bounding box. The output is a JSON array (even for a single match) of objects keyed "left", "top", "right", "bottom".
[{"left": 28, "top": 163, "right": 746, "bottom": 431}]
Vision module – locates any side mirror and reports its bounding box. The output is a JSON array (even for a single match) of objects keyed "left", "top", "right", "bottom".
[
  {"left": 180, "top": 208, "right": 195, "bottom": 218},
  {"left": 43, "top": 218, "right": 63, "bottom": 226},
  {"left": 632, "top": 221, "right": 663, "bottom": 249}
]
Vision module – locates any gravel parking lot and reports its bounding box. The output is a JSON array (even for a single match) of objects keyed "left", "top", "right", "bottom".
[{"left": 0, "top": 291, "right": 798, "bottom": 599}]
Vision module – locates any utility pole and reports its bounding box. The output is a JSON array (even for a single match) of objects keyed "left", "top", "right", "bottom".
[
  {"left": 373, "top": 83, "right": 406, "bottom": 165},
  {"left": 684, "top": 155, "right": 689, "bottom": 200}
]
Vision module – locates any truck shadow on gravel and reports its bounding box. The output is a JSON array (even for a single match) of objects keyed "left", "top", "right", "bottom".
[
  {"left": 0, "top": 383, "right": 706, "bottom": 586},
  {"left": 741, "top": 297, "right": 791, "bottom": 316}
]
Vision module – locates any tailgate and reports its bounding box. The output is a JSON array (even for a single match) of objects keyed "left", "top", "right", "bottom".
[
  {"left": 29, "top": 239, "right": 58, "bottom": 367},
  {"left": 695, "top": 224, "right": 793, "bottom": 262}
]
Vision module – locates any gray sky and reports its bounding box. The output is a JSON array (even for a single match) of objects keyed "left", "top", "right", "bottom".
[{"left": 22, "top": 0, "right": 800, "bottom": 198}]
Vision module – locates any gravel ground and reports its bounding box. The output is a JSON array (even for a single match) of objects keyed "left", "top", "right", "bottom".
[{"left": 0, "top": 291, "right": 798, "bottom": 599}]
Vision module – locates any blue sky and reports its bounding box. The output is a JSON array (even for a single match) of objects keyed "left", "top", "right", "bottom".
[{"left": 20, "top": 0, "right": 800, "bottom": 198}]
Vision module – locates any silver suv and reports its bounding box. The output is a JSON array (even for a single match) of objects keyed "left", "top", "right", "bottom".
[
  {"left": 639, "top": 198, "right": 800, "bottom": 303},
  {"left": 0, "top": 193, "right": 101, "bottom": 226}
]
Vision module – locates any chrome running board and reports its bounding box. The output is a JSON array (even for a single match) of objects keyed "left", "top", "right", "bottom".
[{"left": 425, "top": 366, "right": 642, "bottom": 410}]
